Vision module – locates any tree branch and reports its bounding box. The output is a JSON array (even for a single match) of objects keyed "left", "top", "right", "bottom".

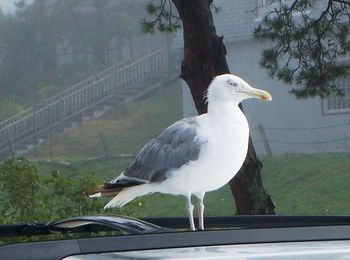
[
  {"left": 255, "top": 0, "right": 350, "bottom": 98},
  {"left": 333, "top": 0, "right": 350, "bottom": 6}
]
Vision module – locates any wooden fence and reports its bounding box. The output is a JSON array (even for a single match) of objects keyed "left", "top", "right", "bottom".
[{"left": 0, "top": 48, "right": 168, "bottom": 159}]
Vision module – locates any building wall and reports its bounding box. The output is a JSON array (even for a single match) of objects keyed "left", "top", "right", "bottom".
[{"left": 182, "top": 39, "right": 350, "bottom": 156}]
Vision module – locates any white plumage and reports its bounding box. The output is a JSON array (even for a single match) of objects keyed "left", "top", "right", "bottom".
[{"left": 91, "top": 74, "right": 272, "bottom": 230}]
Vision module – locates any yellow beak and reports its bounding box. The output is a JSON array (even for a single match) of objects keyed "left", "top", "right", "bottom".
[{"left": 247, "top": 88, "right": 272, "bottom": 101}]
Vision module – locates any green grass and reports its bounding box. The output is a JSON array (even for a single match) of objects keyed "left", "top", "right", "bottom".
[
  {"left": 112, "top": 152, "right": 350, "bottom": 217},
  {"left": 30, "top": 152, "right": 350, "bottom": 218},
  {"left": 24, "top": 81, "right": 350, "bottom": 218},
  {"left": 261, "top": 153, "right": 350, "bottom": 215},
  {"left": 139, "top": 185, "right": 236, "bottom": 218}
]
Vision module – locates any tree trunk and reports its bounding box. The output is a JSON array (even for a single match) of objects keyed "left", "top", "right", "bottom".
[
  {"left": 93, "top": 41, "right": 106, "bottom": 65},
  {"left": 172, "top": 0, "right": 275, "bottom": 214},
  {"left": 232, "top": 136, "right": 275, "bottom": 214},
  {"left": 93, "top": 0, "right": 107, "bottom": 65},
  {"left": 72, "top": 42, "right": 80, "bottom": 67}
]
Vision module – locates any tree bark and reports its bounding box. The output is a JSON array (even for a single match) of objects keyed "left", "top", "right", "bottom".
[{"left": 172, "top": 0, "right": 275, "bottom": 214}]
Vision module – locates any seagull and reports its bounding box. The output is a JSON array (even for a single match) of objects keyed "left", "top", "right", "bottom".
[{"left": 89, "top": 74, "right": 272, "bottom": 231}]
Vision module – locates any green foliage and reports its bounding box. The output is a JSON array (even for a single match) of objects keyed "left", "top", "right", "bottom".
[
  {"left": 141, "top": 1, "right": 181, "bottom": 33},
  {"left": 255, "top": 0, "right": 350, "bottom": 98},
  {"left": 0, "top": 158, "right": 118, "bottom": 224},
  {"left": 40, "top": 170, "right": 102, "bottom": 220},
  {"left": 0, "top": 158, "right": 41, "bottom": 223},
  {"left": 37, "top": 85, "right": 58, "bottom": 100},
  {"left": 146, "top": 2, "right": 158, "bottom": 14},
  {"left": 211, "top": 3, "right": 222, "bottom": 14},
  {"left": 142, "top": 0, "right": 222, "bottom": 34},
  {"left": 0, "top": 99, "right": 25, "bottom": 120},
  {"left": 0, "top": 158, "right": 146, "bottom": 244}
]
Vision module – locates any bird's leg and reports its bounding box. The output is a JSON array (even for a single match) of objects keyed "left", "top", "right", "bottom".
[
  {"left": 198, "top": 193, "right": 205, "bottom": 230},
  {"left": 186, "top": 195, "right": 195, "bottom": 231}
]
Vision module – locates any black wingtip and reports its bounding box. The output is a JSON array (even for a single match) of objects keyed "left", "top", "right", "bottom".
[{"left": 104, "top": 179, "right": 145, "bottom": 189}]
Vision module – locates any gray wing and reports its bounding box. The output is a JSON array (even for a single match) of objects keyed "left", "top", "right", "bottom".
[{"left": 105, "top": 118, "right": 207, "bottom": 187}]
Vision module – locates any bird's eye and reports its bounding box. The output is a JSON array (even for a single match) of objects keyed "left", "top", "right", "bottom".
[{"left": 229, "top": 82, "right": 238, "bottom": 87}]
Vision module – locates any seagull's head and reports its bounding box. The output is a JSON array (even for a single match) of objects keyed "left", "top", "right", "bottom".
[{"left": 207, "top": 74, "right": 272, "bottom": 104}]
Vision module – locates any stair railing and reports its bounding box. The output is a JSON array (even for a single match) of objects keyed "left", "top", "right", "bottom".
[{"left": 0, "top": 48, "right": 168, "bottom": 159}]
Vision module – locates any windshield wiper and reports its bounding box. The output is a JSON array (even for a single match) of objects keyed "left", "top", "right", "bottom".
[
  {"left": 2, "top": 215, "right": 350, "bottom": 238},
  {"left": 0, "top": 215, "right": 170, "bottom": 238}
]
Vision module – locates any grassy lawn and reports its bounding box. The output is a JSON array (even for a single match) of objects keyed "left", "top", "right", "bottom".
[
  {"left": 142, "top": 152, "right": 350, "bottom": 217},
  {"left": 262, "top": 153, "right": 350, "bottom": 215},
  {"left": 24, "top": 79, "right": 350, "bottom": 218},
  {"left": 31, "top": 152, "right": 350, "bottom": 218}
]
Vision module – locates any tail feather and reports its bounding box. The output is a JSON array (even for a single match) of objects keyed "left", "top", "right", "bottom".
[
  {"left": 104, "top": 184, "right": 151, "bottom": 209},
  {"left": 87, "top": 178, "right": 154, "bottom": 209},
  {"left": 87, "top": 185, "right": 124, "bottom": 197}
]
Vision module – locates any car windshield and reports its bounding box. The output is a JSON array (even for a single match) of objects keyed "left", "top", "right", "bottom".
[{"left": 0, "top": 0, "right": 349, "bottom": 245}]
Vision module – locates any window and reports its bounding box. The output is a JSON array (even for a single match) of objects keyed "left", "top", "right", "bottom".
[{"left": 323, "top": 76, "right": 350, "bottom": 114}]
